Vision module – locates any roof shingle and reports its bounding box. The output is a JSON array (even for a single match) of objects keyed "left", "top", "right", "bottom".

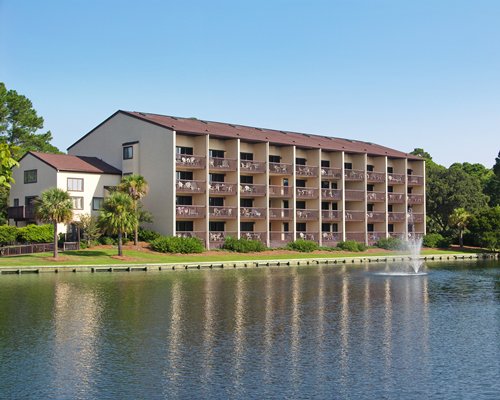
[{"left": 28, "top": 152, "right": 121, "bottom": 174}]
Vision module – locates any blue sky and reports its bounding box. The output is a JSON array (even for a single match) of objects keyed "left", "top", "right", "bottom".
[{"left": 2, "top": 0, "right": 499, "bottom": 167}]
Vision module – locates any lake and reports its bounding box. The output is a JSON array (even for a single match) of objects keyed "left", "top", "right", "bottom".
[{"left": 0, "top": 260, "right": 498, "bottom": 399}]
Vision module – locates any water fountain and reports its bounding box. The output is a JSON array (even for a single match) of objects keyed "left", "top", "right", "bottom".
[{"left": 405, "top": 208, "right": 425, "bottom": 274}]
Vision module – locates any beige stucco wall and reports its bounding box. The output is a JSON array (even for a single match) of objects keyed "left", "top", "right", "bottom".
[{"left": 68, "top": 112, "right": 176, "bottom": 235}]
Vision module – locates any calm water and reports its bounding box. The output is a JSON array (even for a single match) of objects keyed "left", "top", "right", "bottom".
[{"left": 0, "top": 261, "right": 499, "bottom": 400}]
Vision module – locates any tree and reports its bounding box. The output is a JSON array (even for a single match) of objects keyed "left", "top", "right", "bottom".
[
  {"left": 98, "top": 192, "right": 135, "bottom": 256},
  {"left": 410, "top": 148, "right": 432, "bottom": 161},
  {"left": 450, "top": 162, "right": 494, "bottom": 191},
  {"left": 485, "top": 151, "right": 500, "bottom": 206},
  {"left": 74, "top": 214, "right": 101, "bottom": 247},
  {"left": 468, "top": 206, "right": 500, "bottom": 251},
  {"left": 118, "top": 174, "right": 149, "bottom": 245},
  {"left": 449, "top": 208, "right": 471, "bottom": 248},
  {"left": 34, "top": 188, "right": 73, "bottom": 259},
  {"left": 0, "top": 143, "right": 19, "bottom": 189},
  {"left": 0, "top": 82, "right": 61, "bottom": 159}
]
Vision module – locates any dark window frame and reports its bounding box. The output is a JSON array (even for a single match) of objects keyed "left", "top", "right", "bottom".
[
  {"left": 92, "top": 197, "right": 104, "bottom": 210},
  {"left": 123, "top": 145, "right": 134, "bottom": 160},
  {"left": 24, "top": 169, "right": 37, "bottom": 184}
]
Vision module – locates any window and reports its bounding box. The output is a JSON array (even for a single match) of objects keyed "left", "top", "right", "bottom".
[
  {"left": 283, "top": 178, "right": 289, "bottom": 187},
  {"left": 321, "top": 181, "right": 330, "bottom": 189},
  {"left": 209, "top": 149, "right": 225, "bottom": 158},
  {"left": 209, "top": 173, "right": 225, "bottom": 182},
  {"left": 13, "top": 198, "right": 19, "bottom": 206},
  {"left": 322, "top": 223, "right": 331, "bottom": 232},
  {"left": 71, "top": 197, "right": 84, "bottom": 210},
  {"left": 387, "top": 166, "right": 394, "bottom": 173},
  {"left": 367, "top": 165, "right": 374, "bottom": 172},
  {"left": 332, "top": 203, "right": 338, "bottom": 210},
  {"left": 388, "top": 205, "right": 393, "bottom": 212},
  {"left": 388, "top": 186, "right": 394, "bottom": 193},
  {"left": 240, "top": 222, "right": 254, "bottom": 231},
  {"left": 92, "top": 197, "right": 104, "bottom": 210},
  {"left": 367, "top": 184, "right": 374, "bottom": 192},
  {"left": 240, "top": 198, "right": 253, "bottom": 207},
  {"left": 176, "top": 146, "right": 193, "bottom": 155},
  {"left": 283, "top": 200, "right": 289, "bottom": 209},
  {"left": 283, "top": 222, "right": 289, "bottom": 232},
  {"left": 24, "top": 169, "right": 37, "bottom": 184},
  {"left": 176, "top": 221, "right": 193, "bottom": 231},
  {"left": 296, "top": 158, "right": 307, "bottom": 165},
  {"left": 407, "top": 187, "right": 413, "bottom": 194},
  {"left": 269, "top": 155, "right": 281, "bottom": 163},
  {"left": 240, "top": 152, "right": 253, "bottom": 161},
  {"left": 209, "top": 197, "right": 224, "bottom": 207},
  {"left": 322, "top": 202, "right": 329, "bottom": 210},
  {"left": 25, "top": 196, "right": 37, "bottom": 207},
  {"left": 321, "top": 160, "right": 330, "bottom": 168},
  {"left": 209, "top": 221, "right": 225, "bottom": 231},
  {"left": 240, "top": 175, "right": 253, "bottom": 184},
  {"left": 388, "top": 224, "right": 394, "bottom": 233},
  {"left": 296, "top": 223, "right": 306, "bottom": 232},
  {"left": 344, "top": 162, "right": 352, "bottom": 170},
  {"left": 367, "top": 224, "right": 374, "bottom": 232},
  {"left": 123, "top": 146, "right": 133, "bottom": 160},
  {"left": 296, "top": 179, "right": 306, "bottom": 188},
  {"left": 67, "top": 178, "right": 84, "bottom": 192},
  {"left": 176, "top": 171, "right": 193, "bottom": 180},
  {"left": 407, "top": 169, "right": 413, "bottom": 175},
  {"left": 176, "top": 196, "right": 192, "bottom": 205},
  {"left": 296, "top": 201, "right": 306, "bottom": 209},
  {"left": 367, "top": 204, "right": 374, "bottom": 212}
]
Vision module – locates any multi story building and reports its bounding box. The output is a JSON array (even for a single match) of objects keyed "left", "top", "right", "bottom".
[{"left": 9, "top": 110, "right": 426, "bottom": 248}]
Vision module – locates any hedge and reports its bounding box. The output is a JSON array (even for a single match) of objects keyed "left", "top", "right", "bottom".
[
  {"left": 16, "top": 224, "right": 54, "bottom": 244},
  {"left": 223, "top": 237, "right": 266, "bottom": 253},
  {"left": 150, "top": 236, "right": 204, "bottom": 254}
]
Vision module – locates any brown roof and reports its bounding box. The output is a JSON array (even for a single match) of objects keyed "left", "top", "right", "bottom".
[{"left": 26, "top": 152, "right": 121, "bottom": 174}]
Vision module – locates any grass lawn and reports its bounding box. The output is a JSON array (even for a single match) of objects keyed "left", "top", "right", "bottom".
[{"left": 0, "top": 245, "right": 488, "bottom": 267}]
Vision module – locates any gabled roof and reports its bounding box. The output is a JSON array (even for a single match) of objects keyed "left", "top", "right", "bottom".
[
  {"left": 69, "top": 110, "right": 422, "bottom": 160},
  {"left": 24, "top": 151, "right": 122, "bottom": 175}
]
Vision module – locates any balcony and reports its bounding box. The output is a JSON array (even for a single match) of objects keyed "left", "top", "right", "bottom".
[
  {"left": 176, "top": 179, "right": 206, "bottom": 193},
  {"left": 321, "top": 167, "right": 342, "bottom": 180},
  {"left": 269, "top": 162, "right": 292, "bottom": 175},
  {"left": 240, "top": 183, "right": 266, "bottom": 197},
  {"left": 345, "top": 189, "right": 365, "bottom": 201},
  {"left": 209, "top": 231, "right": 236, "bottom": 245},
  {"left": 296, "top": 165, "right": 319, "bottom": 177},
  {"left": 176, "top": 231, "right": 206, "bottom": 242},
  {"left": 208, "top": 182, "right": 237, "bottom": 194},
  {"left": 388, "top": 212, "right": 406, "bottom": 222},
  {"left": 240, "top": 160, "right": 266, "bottom": 173},
  {"left": 270, "top": 231, "right": 294, "bottom": 244},
  {"left": 366, "top": 171, "right": 386, "bottom": 183},
  {"left": 269, "top": 185, "right": 293, "bottom": 198},
  {"left": 345, "top": 232, "right": 366, "bottom": 243},
  {"left": 321, "top": 232, "right": 342, "bottom": 243},
  {"left": 366, "top": 191, "right": 385, "bottom": 202},
  {"left": 388, "top": 173, "right": 405, "bottom": 184},
  {"left": 7, "top": 205, "right": 36, "bottom": 221},
  {"left": 408, "top": 175, "right": 424, "bottom": 186},
  {"left": 408, "top": 194, "right": 424, "bottom": 205},
  {"left": 321, "top": 188, "right": 342, "bottom": 200},
  {"left": 368, "top": 232, "right": 385, "bottom": 245},
  {"left": 344, "top": 169, "right": 365, "bottom": 181},
  {"left": 389, "top": 232, "right": 406, "bottom": 240},
  {"left": 296, "top": 187, "right": 318, "bottom": 199},
  {"left": 296, "top": 209, "right": 319, "bottom": 220},
  {"left": 367, "top": 211, "right": 386, "bottom": 222},
  {"left": 240, "top": 207, "right": 266, "bottom": 219},
  {"left": 345, "top": 210, "right": 365, "bottom": 221},
  {"left": 240, "top": 231, "right": 266, "bottom": 242},
  {"left": 297, "top": 231, "right": 318, "bottom": 241},
  {"left": 209, "top": 157, "right": 237, "bottom": 171},
  {"left": 175, "top": 205, "right": 205, "bottom": 218},
  {"left": 388, "top": 193, "right": 405, "bottom": 203},
  {"left": 411, "top": 213, "right": 425, "bottom": 223},
  {"left": 209, "top": 206, "right": 236, "bottom": 219},
  {"left": 269, "top": 208, "right": 293, "bottom": 220},
  {"left": 321, "top": 210, "right": 341, "bottom": 221},
  {"left": 175, "top": 154, "right": 205, "bottom": 169}
]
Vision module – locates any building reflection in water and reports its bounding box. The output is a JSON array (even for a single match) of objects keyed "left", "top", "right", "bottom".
[
  {"left": 201, "top": 272, "right": 216, "bottom": 395},
  {"left": 290, "top": 269, "right": 302, "bottom": 394},
  {"left": 263, "top": 269, "right": 274, "bottom": 387},
  {"left": 338, "top": 265, "right": 350, "bottom": 395},
  {"left": 232, "top": 274, "right": 246, "bottom": 391},
  {"left": 165, "top": 279, "right": 183, "bottom": 397}
]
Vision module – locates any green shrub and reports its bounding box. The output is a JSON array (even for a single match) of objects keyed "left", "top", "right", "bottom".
[
  {"left": 286, "top": 239, "right": 319, "bottom": 252},
  {"left": 99, "top": 236, "right": 115, "bottom": 245},
  {"left": 0, "top": 225, "right": 17, "bottom": 245},
  {"left": 223, "top": 236, "right": 266, "bottom": 253},
  {"left": 319, "top": 246, "right": 342, "bottom": 252},
  {"left": 376, "top": 237, "right": 404, "bottom": 250},
  {"left": 422, "top": 233, "right": 450, "bottom": 248},
  {"left": 17, "top": 224, "right": 53, "bottom": 243},
  {"left": 337, "top": 240, "right": 366, "bottom": 252},
  {"left": 138, "top": 228, "right": 161, "bottom": 243},
  {"left": 150, "top": 236, "right": 204, "bottom": 254}
]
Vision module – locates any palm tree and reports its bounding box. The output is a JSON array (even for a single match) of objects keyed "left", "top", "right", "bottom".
[
  {"left": 449, "top": 207, "right": 471, "bottom": 248},
  {"left": 118, "top": 174, "right": 149, "bottom": 245},
  {"left": 35, "top": 188, "right": 73, "bottom": 259},
  {"left": 98, "top": 192, "right": 135, "bottom": 256}
]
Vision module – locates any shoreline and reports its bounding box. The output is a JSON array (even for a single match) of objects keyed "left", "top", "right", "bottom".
[{"left": 1, "top": 252, "right": 497, "bottom": 275}]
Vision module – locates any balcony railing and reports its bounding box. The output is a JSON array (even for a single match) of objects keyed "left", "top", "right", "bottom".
[
  {"left": 321, "top": 167, "right": 342, "bottom": 180},
  {"left": 270, "top": 231, "right": 294, "bottom": 243},
  {"left": 366, "top": 171, "right": 386, "bottom": 183},
  {"left": 408, "top": 194, "right": 424, "bottom": 204},
  {"left": 209, "top": 157, "right": 237, "bottom": 171},
  {"left": 321, "top": 210, "right": 341, "bottom": 221},
  {"left": 321, "top": 188, "right": 342, "bottom": 200},
  {"left": 176, "top": 179, "right": 206, "bottom": 193},
  {"left": 411, "top": 213, "right": 425, "bottom": 223},
  {"left": 208, "top": 182, "right": 237, "bottom": 194},
  {"left": 388, "top": 193, "right": 405, "bottom": 203},
  {"left": 175, "top": 205, "right": 205, "bottom": 218},
  {"left": 240, "top": 231, "right": 266, "bottom": 242},
  {"left": 240, "top": 183, "right": 266, "bottom": 196},
  {"left": 407, "top": 175, "right": 424, "bottom": 185},
  {"left": 175, "top": 154, "right": 205, "bottom": 169},
  {"left": 240, "top": 160, "right": 266, "bottom": 173},
  {"left": 269, "top": 208, "right": 293, "bottom": 219},
  {"left": 344, "top": 169, "right": 365, "bottom": 181},
  {"left": 389, "top": 232, "right": 406, "bottom": 240},
  {"left": 367, "top": 211, "right": 386, "bottom": 222},
  {"left": 269, "top": 162, "right": 292, "bottom": 175},
  {"left": 345, "top": 190, "right": 365, "bottom": 201},
  {"left": 388, "top": 173, "right": 405, "bottom": 184},
  {"left": 297, "top": 231, "right": 318, "bottom": 241},
  {"left": 7, "top": 205, "right": 36, "bottom": 221},
  {"left": 176, "top": 231, "right": 206, "bottom": 241},
  {"left": 345, "top": 232, "right": 366, "bottom": 243},
  {"left": 240, "top": 207, "right": 266, "bottom": 219},
  {"left": 296, "top": 209, "right": 319, "bottom": 220},
  {"left": 345, "top": 210, "right": 365, "bottom": 221},
  {"left": 209, "top": 206, "right": 236, "bottom": 218},
  {"left": 366, "top": 191, "right": 385, "bottom": 202},
  {"left": 368, "top": 232, "right": 385, "bottom": 245},
  {"left": 388, "top": 212, "right": 406, "bottom": 222},
  {"left": 296, "top": 187, "right": 318, "bottom": 199},
  {"left": 209, "top": 231, "right": 237, "bottom": 244},
  {"left": 321, "top": 232, "right": 342, "bottom": 243},
  {"left": 296, "top": 165, "right": 319, "bottom": 177},
  {"left": 269, "top": 185, "right": 293, "bottom": 198}
]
